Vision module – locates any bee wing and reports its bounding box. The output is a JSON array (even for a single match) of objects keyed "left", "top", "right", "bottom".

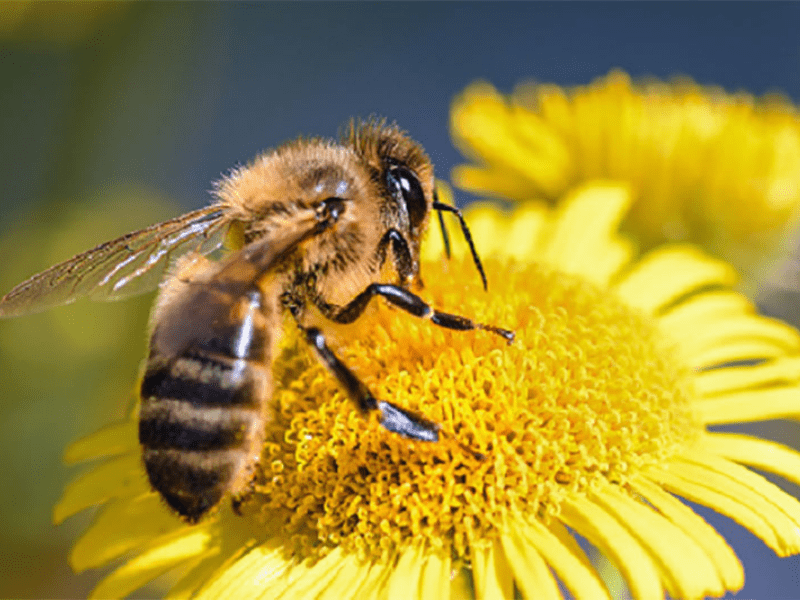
[
  {"left": 215, "top": 206, "right": 326, "bottom": 282},
  {"left": 0, "top": 206, "right": 231, "bottom": 317}
]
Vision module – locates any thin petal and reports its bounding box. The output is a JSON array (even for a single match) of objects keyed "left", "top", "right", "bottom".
[
  {"left": 89, "top": 528, "right": 213, "bottom": 600},
  {"left": 472, "top": 541, "right": 514, "bottom": 600},
  {"left": 658, "top": 290, "right": 755, "bottom": 326},
  {"left": 71, "top": 493, "right": 184, "bottom": 572},
  {"left": 387, "top": 545, "right": 425, "bottom": 600},
  {"left": 274, "top": 548, "right": 349, "bottom": 600},
  {"left": 542, "top": 182, "right": 632, "bottom": 284},
  {"left": 560, "top": 496, "right": 663, "bottom": 600},
  {"left": 518, "top": 517, "right": 610, "bottom": 600},
  {"left": 500, "top": 526, "right": 561, "bottom": 600},
  {"left": 614, "top": 246, "right": 737, "bottom": 314},
  {"left": 590, "top": 238, "right": 635, "bottom": 287},
  {"left": 451, "top": 165, "right": 540, "bottom": 201},
  {"left": 657, "top": 290, "right": 754, "bottom": 341},
  {"left": 698, "top": 432, "right": 800, "bottom": 489},
  {"left": 675, "top": 315, "right": 800, "bottom": 364},
  {"left": 592, "top": 486, "right": 725, "bottom": 599},
  {"left": 418, "top": 549, "right": 451, "bottom": 600},
  {"left": 462, "top": 203, "right": 512, "bottom": 260},
  {"left": 504, "top": 202, "right": 550, "bottom": 262},
  {"left": 195, "top": 538, "right": 292, "bottom": 600},
  {"left": 451, "top": 82, "right": 567, "bottom": 196},
  {"left": 694, "top": 386, "right": 800, "bottom": 424},
  {"left": 54, "top": 454, "right": 147, "bottom": 524},
  {"left": 694, "top": 356, "right": 800, "bottom": 396},
  {"left": 652, "top": 455, "right": 800, "bottom": 555},
  {"left": 165, "top": 551, "right": 227, "bottom": 600},
  {"left": 631, "top": 476, "right": 743, "bottom": 592},
  {"left": 63, "top": 420, "right": 137, "bottom": 464},
  {"left": 317, "top": 554, "right": 375, "bottom": 600},
  {"left": 690, "top": 339, "right": 789, "bottom": 369}
]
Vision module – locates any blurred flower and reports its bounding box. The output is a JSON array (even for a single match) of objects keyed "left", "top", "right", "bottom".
[
  {"left": 451, "top": 70, "right": 800, "bottom": 288},
  {"left": 0, "top": 1, "right": 127, "bottom": 45},
  {"left": 53, "top": 182, "right": 800, "bottom": 599}
]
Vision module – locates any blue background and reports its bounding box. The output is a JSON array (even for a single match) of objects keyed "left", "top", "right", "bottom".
[{"left": 1, "top": 2, "right": 799, "bottom": 597}]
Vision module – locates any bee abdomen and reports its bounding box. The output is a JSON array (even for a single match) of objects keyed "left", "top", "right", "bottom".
[
  {"left": 138, "top": 403, "right": 250, "bottom": 451},
  {"left": 141, "top": 354, "right": 261, "bottom": 408},
  {"left": 139, "top": 351, "right": 271, "bottom": 522},
  {"left": 142, "top": 448, "right": 238, "bottom": 523}
]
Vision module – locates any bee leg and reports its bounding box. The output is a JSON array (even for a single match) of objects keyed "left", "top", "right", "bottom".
[
  {"left": 375, "top": 228, "right": 415, "bottom": 283},
  {"left": 319, "top": 284, "right": 515, "bottom": 344},
  {"left": 303, "top": 327, "right": 440, "bottom": 442},
  {"left": 231, "top": 495, "right": 246, "bottom": 516}
]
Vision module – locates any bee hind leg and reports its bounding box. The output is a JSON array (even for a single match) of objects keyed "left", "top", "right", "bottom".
[{"left": 303, "top": 327, "right": 439, "bottom": 442}]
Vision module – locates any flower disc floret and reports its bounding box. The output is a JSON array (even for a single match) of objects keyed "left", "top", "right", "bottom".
[{"left": 255, "top": 257, "right": 696, "bottom": 562}]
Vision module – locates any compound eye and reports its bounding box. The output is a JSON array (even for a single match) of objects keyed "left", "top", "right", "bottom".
[{"left": 388, "top": 167, "right": 427, "bottom": 229}]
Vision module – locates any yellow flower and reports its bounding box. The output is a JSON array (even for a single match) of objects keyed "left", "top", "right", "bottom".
[
  {"left": 56, "top": 183, "right": 800, "bottom": 599},
  {"left": 451, "top": 70, "right": 800, "bottom": 287}
]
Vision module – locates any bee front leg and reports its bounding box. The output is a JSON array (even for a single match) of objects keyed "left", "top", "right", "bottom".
[
  {"left": 303, "top": 327, "right": 439, "bottom": 442},
  {"left": 320, "top": 283, "right": 515, "bottom": 344}
]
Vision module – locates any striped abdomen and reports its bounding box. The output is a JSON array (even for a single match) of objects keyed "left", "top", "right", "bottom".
[{"left": 140, "top": 281, "right": 274, "bottom": 523}]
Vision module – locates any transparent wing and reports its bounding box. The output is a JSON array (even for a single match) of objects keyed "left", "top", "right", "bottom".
[{"left": 0, "top": 206, "right": 232, "bottom": 317}]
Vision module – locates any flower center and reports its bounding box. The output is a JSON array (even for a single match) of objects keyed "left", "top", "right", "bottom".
[{"left": 253, "top": 257, "right": 697, "bottom": 562}]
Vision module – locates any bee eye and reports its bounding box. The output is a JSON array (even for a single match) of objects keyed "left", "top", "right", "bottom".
[{"left": 387, "top": 167, "right": 427, "bottom": 229}]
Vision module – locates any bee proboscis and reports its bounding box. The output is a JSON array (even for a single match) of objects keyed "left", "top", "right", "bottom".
[{"left": 0, "top": 120, "right": 513, "bottom": 522}]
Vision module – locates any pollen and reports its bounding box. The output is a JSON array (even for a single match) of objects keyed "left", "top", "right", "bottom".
[{"left": 253, "top": 255, "right": 697, "bottom": 562}]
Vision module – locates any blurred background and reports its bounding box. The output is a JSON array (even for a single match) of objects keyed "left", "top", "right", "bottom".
[{"left": 2, "top": 3, "right": 800, "bottom": 597}]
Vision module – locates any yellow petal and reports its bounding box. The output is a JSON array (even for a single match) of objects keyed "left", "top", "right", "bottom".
[
  {"left": 274, "top": 547, "right": 349, "bottom": 600},
  {"left": 462, "top": 203, "right": 511, "bottom": 261},
  {"left": 165, "top": 551, "right": 227, "bottom": 600},
  {"left": 615, "top": 246, "right": 737, "bottom": 314},
  {"left": 386, "top": 545, "right": 425, "bottom": 600},
  {"left": 472, "top": 540, "right": 514, "bottom": 600},
  {"left": 316, "top": 554, "right": 375, "bottom": 600},
  {"left": 592, "top": 486, "right": 725, "bottom": 599},
  {"left": 54, "top": 454, "right": 147, "bottom": 524},
  {"left": 63, "top": 420, "right": 137, "bottom": 464},
  {"left": 631, "top": 476, "right": 743, "bottom": 592},
  {"left": 694, "top": 356, "right": 800, "bottom": 396},
  {"left": 653, "top": 455, "right": 800, "bottom": 555},
  {"left": 657, "top": 290, "right": 754, "bottom": 341},
  {"left": 347, "top": 560, "right": 394, "bottom": 599},
  {"left": 500, "top": 526, "right": 561, "bottom": 600},
  {"left": 676, "top": 315, "right": 800, "bottom": 365},
  {"left": 89, "top": 528, "right": 213, "bottom": 600},
  {"left": 590, "top": 238, "right": 635, "bottom": 287},
  {"left": 451, "top": 165, "right": 540, "bottom": 201},
  {"left": 71, "top": 493, "right": 183, "bottom": 572},
  {"left": 504, "top": 202, "right": 550, "bottom": 261},
  {"left": 196, "top": 538, "right": 292, "bottom": 600},
  {"left": 690, "top": 339, "right": 789, "bottom": 369},
  {"left": 518, "top": 517, "right": 610, "bottom": 600},
  {"left": 560, "top": 496, "right": 663, "bottom": 600},
  {"left": 694, "top": 386, "right": 800, "bottom": 424},
  {"left": 418, "top": 549, "right": 451, "bottom": 600},
  {"left": 542, "top": 182, "right": 632, "bottom": 285},
  {"left": 698, "top": 432, "right": 800, "bottom": 489}
]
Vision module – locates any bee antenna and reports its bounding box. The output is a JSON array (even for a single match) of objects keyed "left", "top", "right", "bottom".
[
  {"left": 433, "top": 201, "right": 488, "bottom": 291},
  {"left": 433, "top": 190, "right": 451, "bottom": 259}
]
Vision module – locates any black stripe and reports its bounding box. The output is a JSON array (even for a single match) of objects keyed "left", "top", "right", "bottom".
[
  {"left": 139, "top": 417, "right": 246, "bottom": 451},
  {"left": 141, "top": 363, "right": 257, "bottom": 407},
  {"left": 142, "top": 450, "right": 231, "bottom": 522}
]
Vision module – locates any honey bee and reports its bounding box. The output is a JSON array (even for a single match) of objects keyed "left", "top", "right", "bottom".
[{"left": 0, "top": 120, "right": 513, "bottom": 522}]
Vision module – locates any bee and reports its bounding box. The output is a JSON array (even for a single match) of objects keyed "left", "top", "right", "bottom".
[{"left": 0, "top": 120, "right": 513, "bottom": 522}]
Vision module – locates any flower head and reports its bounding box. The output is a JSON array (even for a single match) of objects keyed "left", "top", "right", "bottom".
[
  {"left": 56, "top": 183, "right": 800, "bottom": 599},
  {"left": 451, "top": 70, "right": 800, "bottom": 285}
]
